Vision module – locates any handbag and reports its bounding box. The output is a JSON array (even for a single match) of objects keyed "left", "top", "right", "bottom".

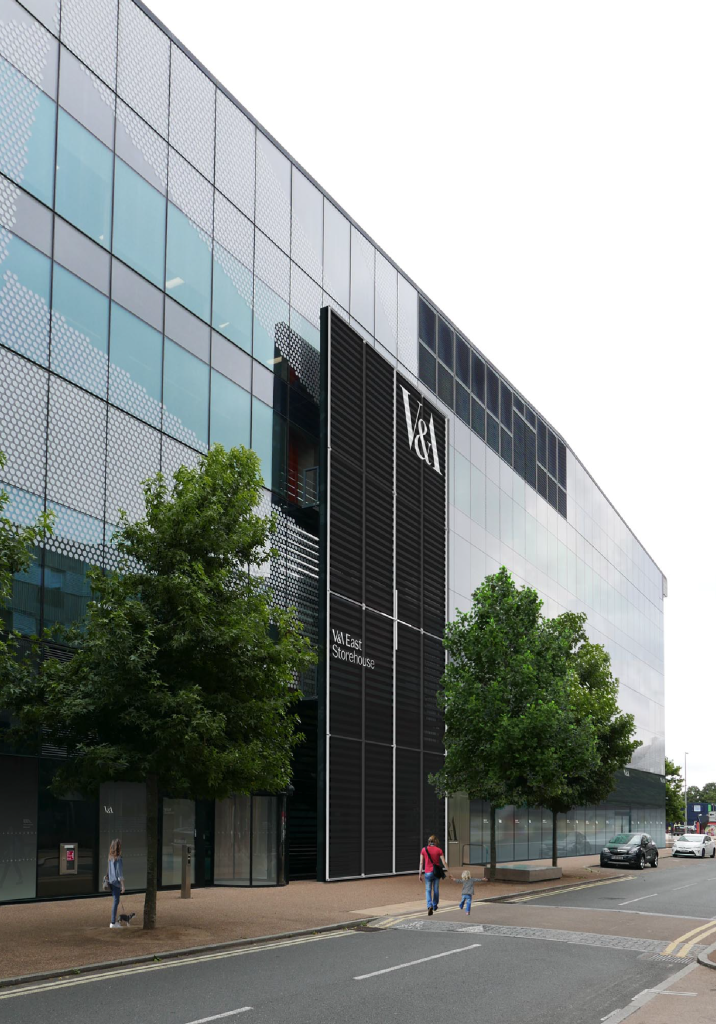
[
  {"left": 424, "top": 845, "right": 445, "bottom": 879},
  {"left": 102, "top": 874, "right": 110, "bottom": 892}
]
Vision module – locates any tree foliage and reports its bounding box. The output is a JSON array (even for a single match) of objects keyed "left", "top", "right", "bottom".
[
  {"left": 0, "top": 446, "right": 315, "bottom": 928},
  {"left": 664, "top": 758, "right": 685, "bottom": 824}
]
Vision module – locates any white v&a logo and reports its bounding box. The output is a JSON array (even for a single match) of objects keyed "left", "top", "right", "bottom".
[{"left": 400, "top": 386, "right": 441, "bottom": 475}]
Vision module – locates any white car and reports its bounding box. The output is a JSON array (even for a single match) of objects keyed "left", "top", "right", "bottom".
[{"left": 672, "top": 834, "right": 716, "bottom": 858}]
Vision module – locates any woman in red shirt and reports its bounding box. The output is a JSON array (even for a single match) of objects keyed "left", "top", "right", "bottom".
[{"left": 419, "top": 834, "right": 447, "bottom": 916}]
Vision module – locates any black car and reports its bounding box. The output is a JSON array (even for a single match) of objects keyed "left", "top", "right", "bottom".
[{"left": 600, "top": 833, "right": 659, "bottom": 869}]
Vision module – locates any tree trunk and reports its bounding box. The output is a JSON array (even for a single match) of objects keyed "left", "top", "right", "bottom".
[
  {"left": 552, "top": 810, "right": 558, "bottom": 868},
  {"left": 144, "top": 773, "right": 159, "bottom": 930},
  {"left": 489, "top": 804, "right": 497, "bottom": 881}
]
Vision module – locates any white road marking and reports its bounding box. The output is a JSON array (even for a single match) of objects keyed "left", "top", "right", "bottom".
[
  {"left": 647, "top": 991, "right": 696, "bottom": 996},
  {"left": 618, "top": 893, "right": 658, "bottom": 906},
  {"left": 184, "top": 1010, "right": 253, "bottom": 1023},
  {"left": 671, "top": 881, "right": 702, "bottom": 891},
  {"left": 354, "top": 943, "right": 481, "bottom": 980}
]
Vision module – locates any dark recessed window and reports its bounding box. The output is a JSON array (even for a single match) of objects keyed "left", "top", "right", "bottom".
[
  {"left": 471, "top": 398, "right": 485, "bottom": 439},
  {"left": 500, "top": 386, "right": 512, "bottom": 430},
  {"left": 558, "top": 486, "right": 567, "bottom": 518},
  {"left": 524, "top": 426, "right": 537, "bottom": 488},
  {"left": 418, "top": 298, "right": 436, "bottom": 351},
  {"left": 437, "top": 362, "right": 454, "bottom": 409},
  {"left": 558, "top": 441, "right": 567, "bottom": 488},
  {"left": 471, "top": 353, "right": 485, "bottom": 402},
  {"left": 455, "top": 381, "right": 470, "bottom": 425},
  {"left": 438, "top": 317, "right": 453, "bottom": 370},
  {"left": 537, "top": 419, "right": 547, "bottom": 468},
  {"left": 548, "top": 475, "right": 558, "bottom": 510},
  {"left": 525, "top": 406, "right": 536, "bottom": 428},
  {"left": 486, "top": 367, "right": 499, "bottom": 418},
  {"left": 455, "top": 335, "right": 470, "bottom": 387},
  {"left": 486, "top": 413, "right": 499, "bottom": 453},
  {"left": 537, "top": 465, "right": 547, "bottom": 499},
  {"left": 418, "top": 343, "right": 436, "bottom": 393},
  {"left": 548, "top": 429, "right": 557, "bottom": 479},
  {"left": 513, "top": 416, "right": 524, "bottom": 478},
  {"left": 500, "top": 428, "right": 512, "bottom": 466},
  {"left": 513, "top": 395, "right": 525, "bottom": 417}
]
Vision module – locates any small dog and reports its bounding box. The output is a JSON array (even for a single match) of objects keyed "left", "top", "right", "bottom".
[{"left": 118, "top": 911, "right": 136, "bottom": 926}]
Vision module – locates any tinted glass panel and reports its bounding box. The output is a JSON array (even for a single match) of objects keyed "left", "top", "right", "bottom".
[
  {"left": 548, "top": 429, "right": 557, "bottom": 478},
  {"left": 437, "top": 362, "right": 453, "bottom": 409},
  {"left": 418, "top": 343, "right": 436, "bottom": 393},
  {"left": 455, "top": 335, "right": 469, "bottom": 385},
  {"left": 537, "top": 419, "right": 547, "bottom": 468},
  {"left": 112, "top": 159, "right": 166, "bottom": 288},
  {"left": 163, "top": 338, "right": 209, "bottom": 450},
  {"left": 471, "top": 353, "right": 485, "bottom": 402},
  {"left": 418, "top": 298, "right": 436, "bottom": 351},
  {"left": 210, "top": 369, "right": 250, "bottom": 451},
  {"left": 501, "top": 385, "right": 512, "bottom": 429},
  {"left": 109, "top": 302, "right": 163, "bottom": 427},
  {"left": 253, "top": 278, "right": 288, "bottom": 369},
  {"left": 437, "top": 317, "right": 453, "bottom": 369},
  {"left": 212, "top": 245, "right": 253, "bottom": 354},
  {"left": 51, "top": 264, "right": 109, "bottom": 396},
  {"left": 165, "top": 204, "right": 211, "bottom": 322},
  {"left": 486, "top": 413, "right": 499, "bottom": 453},
  {"left": 0, "top": 234, "right": 51, "bottom": 364},
  {"left": 486, "top": 367, "right": 499, "bottom": 417},
  {"left": 471, "top": 398, "right": 485, "bottom": 439},
  {"left": 55, "top": 110, "right": 113, "bottom": 248},
  {"left": 455, "top": 381, "right": 470, "bottom": 425},
  {"left": 0, "top": 59, "right": 56, "bottom": 207},
  {"left": 251, "top": 396, "right": 273, "bottom": 487},
  {"left": 500, "top": 427, "right": 512, "bottom": 465}
]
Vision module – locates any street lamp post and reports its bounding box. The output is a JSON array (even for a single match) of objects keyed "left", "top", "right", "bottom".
[{"left": 684, "top": 752, "right": 689, "bottom": 830}]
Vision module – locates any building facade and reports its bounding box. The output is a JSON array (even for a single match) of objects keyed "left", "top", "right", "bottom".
[{"left": 0, "top": 0, "right": 665, "bottom": 901}]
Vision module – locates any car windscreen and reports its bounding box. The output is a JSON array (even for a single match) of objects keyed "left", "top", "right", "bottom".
[
  {"left": 679, "top": 835, "right": 702, "bottom": 843},
  {"left": 609, "top": 834, "right": 638, "bottom": 845}
]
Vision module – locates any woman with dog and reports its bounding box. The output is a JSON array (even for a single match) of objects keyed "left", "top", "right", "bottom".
[{"left": 107, "top": 838, "right": 125, "bottom": 929}]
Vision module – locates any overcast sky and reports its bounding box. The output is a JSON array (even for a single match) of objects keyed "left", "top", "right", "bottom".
[{"left": 148, "top": 0, "right": 715, "bottom": 789}]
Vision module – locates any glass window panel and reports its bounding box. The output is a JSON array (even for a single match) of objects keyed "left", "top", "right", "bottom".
[
  {"left": 55, "top": 110, "right": 113, "bottom": 248},
  {"left": 210, "top": 369, "right": 250, "bottom": 451},
  {"left": 0, "top": 754, "right": 37, "bottom": 902},
  {"left": 437, "top": 363, "right": 453, "bottom": 409},
  {"left": 117, "top": 0, "right": 170, "bottom": 138},
  {"left": 98, "top": 782, "right": 147, "bottom": 893},
  {"left": 291, "top": 167, "right": 322, "bottom": 283},
  {"left": 496, "top": 806, "right": 514, "bottom": 862},
  {"left": 350, "top": 227, "right": 374, "bottom": 333},
  {"left": 253, "top": 278, "right": 288, "bottom": 370},
  {"left": 418, "top": 344, "right": 436, "bottom": 393},
  {"left": 455, "top": 382, "right": 470, "bottom": 425},
  {"left": 163, "top": 338, "right": 209, "bottom": 450},
  {"left": 58, "top": 47, "right": 114, "bottom": 148},
  {"left": 215, "top": 91, "right": 255, "bottom": 220},
  {"left": 256, "top": 132, "right": 290, "bottom": 253},
  {"left": 251, "top": 396, "right": 273, "bottom": 488},
  {"left": 252, "top": 796, "right": 278, "bottom": 884},
  {"left": 168, "top": 44, "right": 215, "bottom": 181},
  {"left": 501, "top": 385, "right": 512, "bottom": 429},
  {"left": 43, "top": 502, "right": 103, "bottom": 629},
  {"left": 471, "top": 352, "right": 485, "bottom": 401},
  {"left": 109, "top": 302, "right": 163, "bottom": 427},
  {"left": 514, "top": 808, "right": 528, "bottom": 860},
  {"left": 214, "top": 795, "right": 251, "bottom": 885},
  {"left": 418, "top": 298, "right": 436, "bottom": 351},
  {"left": 51, "top": 264, "right": 109, "bottom": 396},
  {"left": 500, "top": 427, "right": 512, "bottom": 466},
  {"left": 161, "top": 798, "right": 195, "bottom": 886},
  {"left": 438, "top": 318, "right": 453, "bottom": 369},
  {"left": 455, "top": 335, "right": 470, "bottom": 386},
  {"left": 0, "top": 233, "right": 51, "bottom": 364},
  {"left": 112, "top": 158, "right": 166, "bottom": 288},
  {"left": 323, "top": 201, "right": 350, "bottom": 309},
  {"left": 0, "top": 59, "right": 56, "bottom": 207},
  {"left": 471, "top": 398, "right": 485, "bottom": 439},
  {"left": 486, "top": 413, "right": 499, "bottom": 453},
  {"left": 165, "top": 204, "right": 211, "bottom": 322},
  {"left": 454, "top": 450, "right": 470, "bottom": 517},
  {"left": 289, "top": 307, "right": 320, "bottom": 353},
  {"left": 212, "top": 245, "right": 253, "bottom": 354},
  {"left": 486, "top": 367, "right": 499, "bottom": 417}
]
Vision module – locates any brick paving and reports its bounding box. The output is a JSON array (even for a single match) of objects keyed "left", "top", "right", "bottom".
[{"left": 0, "top": 858, "right": 615, "bottom": 980}]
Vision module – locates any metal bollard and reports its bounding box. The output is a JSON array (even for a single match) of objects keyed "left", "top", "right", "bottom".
[{"left": 181, "top": 843, "right": 191, "bottom": 899}]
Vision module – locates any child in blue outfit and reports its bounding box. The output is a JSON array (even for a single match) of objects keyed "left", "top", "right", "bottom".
[{"left": 449, "top": 869, "right": 485, "bottom": 915}]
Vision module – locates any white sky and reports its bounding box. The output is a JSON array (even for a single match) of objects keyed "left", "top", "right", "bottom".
[{"left": 147, "top": 0, "right": 715, "bottom": 789}]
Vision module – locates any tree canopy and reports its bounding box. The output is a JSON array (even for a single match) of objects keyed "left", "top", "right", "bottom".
[
  {"left": 0, "top": 445, "right": 315, "bottom": 927},
  {"left": 665, "top": 758, "right": 685, "bottom": 823}
]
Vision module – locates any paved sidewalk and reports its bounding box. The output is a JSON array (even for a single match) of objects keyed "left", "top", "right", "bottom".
[
  {"left": 613, "top": 962, "right": 716, "bottom": 1022},
  {"left": 0, "top": 858, "right": 615, "bottom": 980}
]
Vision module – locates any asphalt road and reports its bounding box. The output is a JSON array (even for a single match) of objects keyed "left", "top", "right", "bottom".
[{"left": 0, "top": 919, "right": 696, "bottom": 1024}]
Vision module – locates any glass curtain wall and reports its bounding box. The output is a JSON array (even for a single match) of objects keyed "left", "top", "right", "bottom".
[
  {"left": 161, "top": 798, "right": 195, "bottom": 886},
  {"left": 214, "top": 794, "right": 285, "bottom": 886},
  {"left": 0, "top": 755, "right": 38, "bottom": 902},
  {"left": 98, "top": 781, "right": 147, "bottom": 891}
]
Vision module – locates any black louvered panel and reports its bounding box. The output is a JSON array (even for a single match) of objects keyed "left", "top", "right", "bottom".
[
  {"left": 396, "top": 623, "right": 421, "bottom": 750},
  {"left": 525, "top": 406, "right": 536, "bottom": 428},
  {"left": 547, "top": 429, "right": 557, "bottom": 479},
  {"left": 396, "top": 495, "right": 420, "bottom": 628},
  {"left": 537, "top": 419, "right": 547, "bottom": 468},
  {"left": 537, "top": 466, "right": 548, "bottom": 499},
  {"left": 524, "top": 424, "right": 537, "bottom": 488},
  {"left": 329, "top": 737, "right": 362, "bottom": 878},
  {"left": 364, "top": 609, "right": 394, "bottom": 746},
  {"left": 289, "top": 701, "right": 317, "bottom": 879},
  {"left": 513, "top": 395, "right": 525, "bottom": 416},
  {"left": 423, "top": 634, "right": 445, "bottom": 752},
  {"left": 513, "top": 415, "right": 525, "bottom": 479},
  {"left": 395, "top": 747, "right": 421, "bottom": 871},
  {"left": 557, "top": 440, "right": 567, "bottom": 488},
  {"left": 365, "top": 347, "right": 394, "bottom": 492},
  {"left": 364, "top": 479, "right": 393, "bottom": 615},
  {"left": 364, "top": 742, "right": 393, "bottom": 874},
  {"left": 486, "top": 367, "right": 500, "bottom": 417},
  {"left": 423, "top": 752, "right": 446, "bottom": 844},
  {"left": 422, "top": 516, "right": 445, "bottom": 637},
  {"left": 329, "top": 594, "right": 363, "bottom": 740},
  {"left": 329, "top": 316, "right": 364, "bottom": 466},
  {"left": 329, "top": 453, "right": 363, "bottom": 603}
]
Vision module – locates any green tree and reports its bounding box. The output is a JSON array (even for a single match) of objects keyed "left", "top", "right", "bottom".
[
  {"left": 699, "top": 782, "right": 716, "bottom": 805},
  {"left": 431, "top": 568, "right": 550, "bottom": 880},
  {"left": 686, "top": 785, "right": 702, "bottom": 804},
  {"left": 0, "top": 446, "right": 314, "bottom": 929},
  {"left": 665, "top": 758, "right": 684, "bottom": 824},
  {"left": 0, "top": 451, "right": 53, "bottom": 694}
]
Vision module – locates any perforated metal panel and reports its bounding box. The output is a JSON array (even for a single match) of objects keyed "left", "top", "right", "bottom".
[{"left": 61, "top": 0, "right": 117, "bottom": 88}]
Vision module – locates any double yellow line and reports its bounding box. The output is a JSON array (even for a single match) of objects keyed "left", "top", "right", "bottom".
[
  {"left": 661, "top": 918, "right": 716, "bottom": 959},
  {"left": 508, "top": 875, "right": 632, "bottom": 903}
]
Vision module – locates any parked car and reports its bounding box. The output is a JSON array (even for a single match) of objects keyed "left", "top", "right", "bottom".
[
  {"left": 600, "top": 833, "right": 659, "bottom": 869},
  {"left": 672, "top": 834, "right": 716, "bottom": 858}
]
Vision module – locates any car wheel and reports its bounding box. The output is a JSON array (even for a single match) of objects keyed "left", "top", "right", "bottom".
[
  {"left": 637, "top": 854, "right": 645, "bottom": 870},
  {"left": 672, "top": 851, "right": 678, "bottom": 857},
  {"left": 701, "top": 848, "right": 706, "bottom": 858},
  {"left": 711, "top": 849, "right": 715, "bottom": 858},
  {"left": 652, "top": 853, "right": 658, "bottom": 868}
]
